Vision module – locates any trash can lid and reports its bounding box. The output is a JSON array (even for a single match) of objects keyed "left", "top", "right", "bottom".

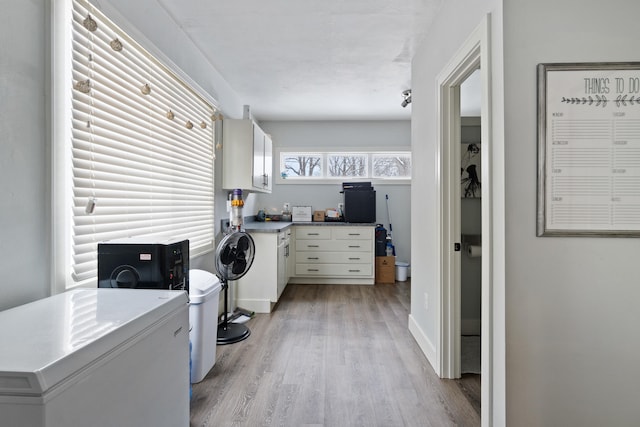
[
  {"left": 189, "top": 269, "right": 221, "bottom": 304},
  {"left": 395, "top": 261, "right": 410, "bottom": 267}
]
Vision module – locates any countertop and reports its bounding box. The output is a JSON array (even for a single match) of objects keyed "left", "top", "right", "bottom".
[{"left": 242, "top": 221, "right": 376, "bottom": 233}]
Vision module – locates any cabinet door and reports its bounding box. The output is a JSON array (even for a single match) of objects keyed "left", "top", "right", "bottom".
[
  {"left": 252, "top": 124, "right": 265, "bottom": 189},
  {"left": 263, "top": 133, "right": 273, "bottom": 192}
]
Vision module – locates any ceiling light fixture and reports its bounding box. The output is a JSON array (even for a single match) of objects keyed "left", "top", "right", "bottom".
[{"left": 401, "top": 89, "right": 412, "bottom": 108}]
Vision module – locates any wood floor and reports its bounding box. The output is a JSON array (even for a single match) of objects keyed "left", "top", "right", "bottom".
[{"left": 190, "top": 281, "right": 480, "bottom": 427}]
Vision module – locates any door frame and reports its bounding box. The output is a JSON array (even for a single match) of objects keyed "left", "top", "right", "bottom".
[{"left": 436, "top": 14, "right": 493, "bottom": 426}]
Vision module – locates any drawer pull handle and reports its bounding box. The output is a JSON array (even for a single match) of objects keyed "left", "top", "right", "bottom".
[
  {"left": 308, "top": 245, "right": 319, "bottom": 248},
  {"left": 307, "top": 233, "right": 320, "bottom": 236},
  {"left": 308, "top": 269, "right": 319, "bottom": 272},
  {"left": 348, "top": 233, "right": 361, "bottom": 236},
  {"left": 349, "top": 269, "right": 361, "bottom": 272},
  {"left": 307, "top": 257, "right": 319, "bottom": 260},
  {"left": 348, "top": 245, "right": 360, "bottom": 248},
  {"left": 348, "top": 257, "right": 361, "bottom": 260}
]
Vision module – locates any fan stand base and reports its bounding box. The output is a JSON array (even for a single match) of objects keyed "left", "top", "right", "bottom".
[{"left": 217, "top": 322, "right": 251, "bottom": 345}]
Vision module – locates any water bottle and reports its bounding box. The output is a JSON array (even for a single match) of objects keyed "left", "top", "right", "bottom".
[{"left": 386, "top": 242, "right": 393, "bottom": 256}]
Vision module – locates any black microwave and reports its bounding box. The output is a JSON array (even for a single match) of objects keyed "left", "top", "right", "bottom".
[{"left": 97, "top": 238, "right": 189, "bottom": 291}]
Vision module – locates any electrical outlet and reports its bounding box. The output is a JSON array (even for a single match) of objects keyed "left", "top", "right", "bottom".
[{"left": 424, "top": 292, "right": 429, "bottom": 311}]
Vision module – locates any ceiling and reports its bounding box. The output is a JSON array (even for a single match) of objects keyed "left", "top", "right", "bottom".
[{"left": 153, "top": 0, "right": 483, "bottom": 121}]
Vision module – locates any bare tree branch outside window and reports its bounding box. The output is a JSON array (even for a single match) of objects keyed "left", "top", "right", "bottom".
[
  {"left": 282, "top": 155, "right": 322, "bottom": 177},
  {"left": 328, "top": 155, "right": 367, "bottom": 177},
  {"left": 372, "top": 154, "right": 412, "bottom": 177}
]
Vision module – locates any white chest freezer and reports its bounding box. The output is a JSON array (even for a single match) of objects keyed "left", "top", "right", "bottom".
[{"left": 0, "top": 288, "right": 190, "bottom": 427}]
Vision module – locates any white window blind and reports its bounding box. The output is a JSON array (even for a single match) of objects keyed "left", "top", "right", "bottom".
[{"left": 68, "top": 0, "right": 215, "bottom": 286}]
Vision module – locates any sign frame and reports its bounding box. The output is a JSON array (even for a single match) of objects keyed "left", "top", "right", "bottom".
[{"left": 537, "top": 62, "right": 640, "bottom": 237}]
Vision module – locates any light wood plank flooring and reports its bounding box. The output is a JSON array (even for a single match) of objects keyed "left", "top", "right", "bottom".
[{"left": 190, "top": 281, "right": 480, "bottom": 427}]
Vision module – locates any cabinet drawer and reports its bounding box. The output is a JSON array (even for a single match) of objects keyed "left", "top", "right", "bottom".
[
  {"left": 296, "top": 263, "right": 373, "bottom": 276},
  {"left": 296, "top": 239, "right": 371, "bottom": 252},
  {"left": 332, "top": 227, "right": 373, "bottom": 240},
  {"left": 295, "top": 227, "right": 331, "bottom": 240},
  {"left": 296, "top": 251, "right": 371, "bottom": 264}
]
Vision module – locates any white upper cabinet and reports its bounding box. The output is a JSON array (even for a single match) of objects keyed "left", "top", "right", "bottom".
[{"left": 222, "top": 119, "right": 273, "bottom": 193}]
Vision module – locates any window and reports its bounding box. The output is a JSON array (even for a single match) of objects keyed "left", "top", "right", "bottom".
[
  {"left": 372, "top": 153, "right": 412, "bottom": 178},
  {"left": 53, "top": 0, "right": 217, "bottom": 289},
  {"left": 279, "top": 150, "right": 411, "bottom": 182},
  {"left": 328, "top": 154, "right": 368, "bottom": 178},
  {"left": 282, "top": 153, "right": 323, "bottom": 177}
]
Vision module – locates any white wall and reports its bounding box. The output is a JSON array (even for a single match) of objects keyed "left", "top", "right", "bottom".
[
  {"left": 503, "top": 0, "right": 640, "bottom": 425},
  {"left": 0, "top": 0, "right": 244, "bottom": 309},
  {"left": 0, "top": 1, "right": 50, "bottom": 310},
  {"left": 413, "top": 0, "right": 640, "bottom": 425},
  {"left": 410, "top": 0, "right": 504, "bottom": 424},
  {"left": 258, "top": 120, "right": 412, "bottom": 264}
]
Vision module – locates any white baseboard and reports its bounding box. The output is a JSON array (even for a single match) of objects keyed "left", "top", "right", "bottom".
[
  {"left": 236, "top": 298, "right": 272, "bottom": 314},
  {"left": 408, "top": 314, "right": 438, "bottom": 374}
]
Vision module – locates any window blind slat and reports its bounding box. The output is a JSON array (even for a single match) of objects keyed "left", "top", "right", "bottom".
[{"left": 71, "top": 133, "right": 213, "bottom": 177}]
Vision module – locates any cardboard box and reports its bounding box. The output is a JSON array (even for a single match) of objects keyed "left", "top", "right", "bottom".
[
  {"left": 292, "top": 206, "right": 312, "bottom": 222},
  {"left": 313, "top": 210, "right": 325, "bottom": 222},
  {"left": 375, "top": 256, "right": 396, "bottom": 284}
]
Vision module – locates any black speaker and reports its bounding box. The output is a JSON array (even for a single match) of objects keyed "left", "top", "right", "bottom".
[{"left": 97, "top": 239, "right": 189, "bottom": 291}]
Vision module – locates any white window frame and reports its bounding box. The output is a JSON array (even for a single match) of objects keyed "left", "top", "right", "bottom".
[
  {"left": 277, "top": 147, "right": 412, "bottom": 185},
  {"left": 52, "top": 0, "right": 219, "bottom": 292}
]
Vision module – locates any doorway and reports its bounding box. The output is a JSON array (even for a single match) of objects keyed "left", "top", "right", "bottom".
[
  {"left": 436, "top": 16, "right": 492, "bottom": 427},
  {"left": 460, "top": 72, "right": 482, "bottom": 378}
]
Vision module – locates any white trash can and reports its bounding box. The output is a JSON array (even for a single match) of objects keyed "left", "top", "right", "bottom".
[
  {"left": 189, "top": 269, "right": 222, "bottom": 383},
  {"left": 395, "top": 261, "right": 410, "bottom": 282}
]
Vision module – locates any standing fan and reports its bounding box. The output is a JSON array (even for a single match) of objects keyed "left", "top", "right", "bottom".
[{"left": 215, "top": 231, "right": 255, "bottom": 344}]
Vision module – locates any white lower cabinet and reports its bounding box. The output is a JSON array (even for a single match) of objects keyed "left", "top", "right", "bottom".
[
  {"left": 290, "top": 225, "right": 375, "bottom": 285},
  {"left": 236, "top": 225, "right": 374, "bottom": 313},
  {"left": 235, "top": 231, "right": 285, "bottom": 313}
]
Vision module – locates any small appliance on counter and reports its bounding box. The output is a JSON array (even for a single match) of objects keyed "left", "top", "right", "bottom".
[
  {"left": 341, "top": 182, "right": 376, "bottom": 223},
  {"left": 282, "top": 203, "right": 292, "bottom": 222},
  {"left": 97, "top": 237, "right": 189, "bottom": 291}
]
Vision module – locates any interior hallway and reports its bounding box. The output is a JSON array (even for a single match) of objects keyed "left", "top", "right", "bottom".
[{"left": 191, "top": 281, "right": 480, "bottom": 426}]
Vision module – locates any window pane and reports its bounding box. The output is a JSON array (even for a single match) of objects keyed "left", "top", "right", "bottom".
[
  {"left": 281, "top": 153, "right": 322, "bottom": 178},
  {"left": 372, "top": 154, "right": 412, "bottom": 178},
  {"left": 327, "top": 154, "right": 367, "bottom": 178}
]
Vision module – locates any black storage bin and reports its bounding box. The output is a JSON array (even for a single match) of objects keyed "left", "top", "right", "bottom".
[{"left": 375, "top": 225, "right": 387, "bottom": 256}]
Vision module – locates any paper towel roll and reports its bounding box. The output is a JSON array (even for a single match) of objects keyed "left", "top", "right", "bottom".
[{"left": 467, "top": 244, "right": 482, "bottom": 258}]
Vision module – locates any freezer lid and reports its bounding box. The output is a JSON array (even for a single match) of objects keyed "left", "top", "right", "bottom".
[{"left": 0, "top": 288, "right": 188, "bottom": 396}]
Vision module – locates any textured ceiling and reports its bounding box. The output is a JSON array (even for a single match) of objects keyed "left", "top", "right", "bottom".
[{"left": 156, "top": 0, "right": 448, "bottom": 121}]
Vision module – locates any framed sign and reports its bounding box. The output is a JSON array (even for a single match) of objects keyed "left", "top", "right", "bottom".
[{"left": 537, "top": 62, "right": 640, "bottom": 236}]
